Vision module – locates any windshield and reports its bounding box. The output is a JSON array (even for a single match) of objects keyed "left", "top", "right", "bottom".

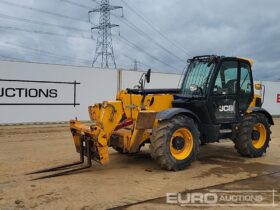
[{"left": 181, "top": 60, "right": 215, "bottom": 97}]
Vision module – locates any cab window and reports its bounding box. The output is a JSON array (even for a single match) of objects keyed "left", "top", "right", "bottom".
[
  {"left": 239, "top": 62, "right": 253, "bottom": 111},
  {"left": 213, "top": 61, "right": 238, "bottom": 95}
]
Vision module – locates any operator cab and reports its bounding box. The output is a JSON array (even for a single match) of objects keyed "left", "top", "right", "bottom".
[{"left": 173, "top": 55, "right": 254, "bottom": 141}]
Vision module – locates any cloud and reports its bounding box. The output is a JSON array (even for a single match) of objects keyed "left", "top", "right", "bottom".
[{"left": 0, "top": 0, "right": 279, "bottom": 80}]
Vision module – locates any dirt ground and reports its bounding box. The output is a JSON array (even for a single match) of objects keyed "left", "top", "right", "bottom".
[{"left": 0, "top": 119, "right": 280, "bottom": 210}]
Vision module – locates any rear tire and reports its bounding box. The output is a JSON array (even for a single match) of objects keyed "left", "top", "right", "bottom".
[
  {"left": 150, "top": 115, "right": 200, "bottom": 171},
  {"left": 234, "top": 113, "right": 271, "bottom": 157}
]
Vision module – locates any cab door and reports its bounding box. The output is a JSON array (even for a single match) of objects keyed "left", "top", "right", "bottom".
[
  {"left": 238, "top": 61, "right": 254, "bottom": 114},
  {"left": 209, "top": 59, "right": 239, "bottom": 123}
]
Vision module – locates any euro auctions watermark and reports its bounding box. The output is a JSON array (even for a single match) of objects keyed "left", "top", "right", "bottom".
[{"left": 166, "top": 189, "right": 278, "bottom": 207}]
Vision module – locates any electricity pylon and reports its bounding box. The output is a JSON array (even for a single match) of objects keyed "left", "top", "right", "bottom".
[{"left": 89, "top": 0, "right": 122, "bottom": 69}]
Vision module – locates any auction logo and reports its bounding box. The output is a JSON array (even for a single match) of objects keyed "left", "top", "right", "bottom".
[
  {"left": 0, "top": 88, "right": 58, "bottom": 98},
  {"left": 166, "top": 190, "right": 278, "bottom": 207},
  {"left": 0, "top": 79, "right": 80, "bottom": 107}
]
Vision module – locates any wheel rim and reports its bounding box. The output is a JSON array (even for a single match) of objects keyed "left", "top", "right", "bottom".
[
  {"left": 169, "top": 128, "right": 193, "bottom": 160},
  {"left": 252, "top": 123, "right": 267, "bottom": 149}
]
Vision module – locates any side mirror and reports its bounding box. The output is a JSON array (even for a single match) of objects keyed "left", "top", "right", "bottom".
[
  {"left": 145, "top": 69, "right": 151, "bottom": 83},
  {"left": 138, "top": 69, "right": 152, "bottom": 90},
  {"left": 255, "top": 84, "right": 262, "bottom": 90}
]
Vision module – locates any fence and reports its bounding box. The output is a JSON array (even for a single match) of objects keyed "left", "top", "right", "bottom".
[
  {"left": 0, "top": 61, "right": 181, "bottom": 124},
  {"left": 0, "top": 60, "right": 279, "bottom": 124}
]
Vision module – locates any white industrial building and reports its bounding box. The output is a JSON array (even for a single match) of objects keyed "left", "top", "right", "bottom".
[{"left": 0, "top": 60, "right": 279, "bottom": 124}]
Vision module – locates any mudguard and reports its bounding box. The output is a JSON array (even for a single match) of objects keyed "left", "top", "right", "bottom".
[
  {"left": 156, "top": 108, "right": 200, "bottom": 123},
  {"left": 248, "top": 107, "right": 274, "bottom": 125}
]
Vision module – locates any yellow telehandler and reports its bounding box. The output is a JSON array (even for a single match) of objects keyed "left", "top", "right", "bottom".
[{"left": 29, "top": 55, "right": 273, "bottom": 180}]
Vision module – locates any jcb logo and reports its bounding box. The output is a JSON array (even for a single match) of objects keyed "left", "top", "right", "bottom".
[{"left": 219, "top": 105, "right": 234, "bottom": 112}]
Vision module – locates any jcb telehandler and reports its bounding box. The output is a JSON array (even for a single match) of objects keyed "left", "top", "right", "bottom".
[{"left": 29, "top": 55, "right": 273, "bottom": 180}]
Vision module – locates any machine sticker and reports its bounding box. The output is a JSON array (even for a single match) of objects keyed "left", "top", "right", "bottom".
[
  {"left": 277, "top": 94, "right": 280, "bottom": 103},
  {"left": 219, "top": 105, "right": 234, "bottom": 112}
]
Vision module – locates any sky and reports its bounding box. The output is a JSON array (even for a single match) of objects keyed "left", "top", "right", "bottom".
[{"left": 0, "top": 0, "right": 279, "bottom": 80}]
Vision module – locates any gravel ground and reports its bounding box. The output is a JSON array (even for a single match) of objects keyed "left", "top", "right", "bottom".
[{"left": 0, "top": 119, "right": 279, "bottom": 210}]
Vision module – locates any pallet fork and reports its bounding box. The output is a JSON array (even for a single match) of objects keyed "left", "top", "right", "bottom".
[{"left": 26, "top": 137, "right": 93, "bottom": 181}]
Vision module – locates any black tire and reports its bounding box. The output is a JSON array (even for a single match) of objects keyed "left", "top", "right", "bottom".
[
  {"left": 150, "top": 115, "right": 200, "bottom": 171},
  {"left": 234, "top": 113, "right": 271, "bottom": 157}
]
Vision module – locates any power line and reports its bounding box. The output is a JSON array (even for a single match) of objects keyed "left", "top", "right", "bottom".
[
  {"left": 0, "top": 13, "right": 89, "bottom": 32},
  {"left": 0, "top": 0, "right": 180, "bottom": 71},
  {"left": 0, "top": 53, "right": 26, "bottom": 62},
  {"left": 0, "top": 0, "right": 87, "bottom": 23},
  {"left": 1, "top": 41, "right": 91, "bottom": 63},
  {"left": 112, "top": 14, "right": 186, "bottom": 63},
  {"left": 0, "top": 40, "right": 161, "bottom": 71},
  {"left": 0, "top": 46, "right": 91, "bottom": 67},
  {"left": 0, "top": 25, "right": 94, "bottom": 40},
  {"left": 81, "top": 3, "right": 187, "bottom": 63},
  {"left": 61, "top": 0, "right": 94, "bottom": 9},
  {"left": 0, "top": 31, "right": 154, "bottom": 70},
  {"left": 120, "top": 52, "right": 151, "bottom": 69},
  {"left": 0, "top": 43, "right": 90, "bottom": 66},
  {"left": 72, "top": 0, "right": 182, "bottom": 68},
  {"left": 0, "top": 42, "right": 149, "bottom": 69},
  {"left": 121, "top": 0, "right": 189, "bottom": 57},
  {"left": 91, "top": 0, "right": 100, "bottom": 4},
  {"left": 0, "top": 53, "right": 90, "bottom": 67},
  {"left": 117, "top": 35, "right": 177, "bottom": 71}
]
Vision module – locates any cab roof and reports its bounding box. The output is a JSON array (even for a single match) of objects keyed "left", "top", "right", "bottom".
[
  {"left": 189, "top": 55, "right": 254, "bottom": 68},
  {"left": 237, "top": 57, "right": 254, "bottom": 67}
]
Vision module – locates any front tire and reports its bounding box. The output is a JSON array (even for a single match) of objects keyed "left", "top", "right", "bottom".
[
  {"left": 234, "top": 113, "right": 271, "bottom": 157},
  {"left": 150, "top": 115, "right": 200, "bottom": 171}
]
